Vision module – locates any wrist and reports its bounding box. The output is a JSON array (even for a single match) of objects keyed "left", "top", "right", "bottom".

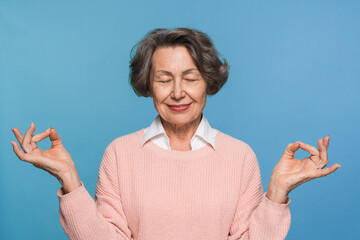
[
  {"left": 58, "top": 164, "right": 81, "bottom": 194},
  {"left": 267, "top": 178, "right": 290, "bottom": 204},
  {"left": 62, "top": 177, "right": 82, "bottom": 194},
  {"left": 266, "top": 188, "right": 289, "bottom": 204}
]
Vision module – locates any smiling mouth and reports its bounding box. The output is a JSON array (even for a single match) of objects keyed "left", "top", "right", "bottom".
[
  {"left": 167, "top": 103, "right": 192, "bottom": 112},
  {"left": 168, "top": 103, "right": 191, "bottom": 108}
]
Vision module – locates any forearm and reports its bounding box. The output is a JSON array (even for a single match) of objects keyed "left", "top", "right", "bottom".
[
  {"left": 58, "top": 142, "right": 133, "bottom": 240},
  {"left": 247, "top": 177, "right": 291, "bottom": 239},
  {"left": 248, "top": 193, "right": 291, "bottom": 240},
  {"left": 58, "top": 184, "right": 127, "bottom": 240}
]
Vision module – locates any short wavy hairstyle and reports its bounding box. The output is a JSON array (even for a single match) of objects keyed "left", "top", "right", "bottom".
[{"left": 129, "top": 28, "right": 229, "bottom": 97}]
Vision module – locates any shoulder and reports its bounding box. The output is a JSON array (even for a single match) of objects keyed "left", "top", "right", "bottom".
[
  {"left": 215, "top": 130, "right": 257, "bottom": 159},
  {"left": 98, "top": 129, "right": 145, "bottom": 170},
  {"left": 105, "top": 129, "right": 145, "bottom": 153}
]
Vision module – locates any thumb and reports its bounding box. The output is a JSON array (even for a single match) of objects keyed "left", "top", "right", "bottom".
[
  {"left": 283, "top": 141, "right": 301, "bottom": 158},
  {"left": 49, "top": 127, "right": 63, "bottom": 147}
]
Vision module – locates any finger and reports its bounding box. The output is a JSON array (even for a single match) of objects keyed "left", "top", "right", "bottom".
[
  {"left": 32, "top": 128, "right": 51, "bottom": 142},
  {"left": 318, "top": 138, "right": 328, "bottom": 165},
  {"left": 31, "top": 142, "right": 38, "bottom": 149},
  {"left": 307, "top": 156, "right": 320, "bottom": 168},
  {"left": 283, "top": 142, "right": 301, "bottom": 157},
  {"left": 11, "top": 141, "right": 31, "bottom": 163},
  {"left": 49, "top": 127, "right": 63, "bottom": 147},
  {"left": 23, "top": 122, "right": 36, "bottom": 152},
  {"left": 299, "top": 142, "right": 319, "bottom": 156},
  {"left": 11, "top": 128, "right": 24, "bottom": 144},
  {"left": 11, "top": 127, "right": 35, "bottom": 152},
  {"left": 309, "top": 163, "right": 341, "bottom": 179},
  {"left": 323, "top": 135, "right": 330, "bottom": 150}
]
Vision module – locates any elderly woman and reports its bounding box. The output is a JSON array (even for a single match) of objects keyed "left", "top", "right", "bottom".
[{"left": 11, "top": 28, "right": 340, "bottom": 240}]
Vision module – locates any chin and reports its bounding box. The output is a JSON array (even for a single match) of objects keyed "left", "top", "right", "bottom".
[{"left": 166, "top": 115, "right": 199, "bottom": 126}]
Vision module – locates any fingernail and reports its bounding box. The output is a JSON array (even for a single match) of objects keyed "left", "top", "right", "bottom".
[
  {"left": 10, "top": 141, "right": 14, "bottom": 145},
  {"left": 50, "top": 127, "right": 55, "bottom": 130},
  {"left": 30, "top": 122, "right": 34, "bottom": 127},
  {"left": 11, "top": 128, "right": 14, "bottom": 131}
]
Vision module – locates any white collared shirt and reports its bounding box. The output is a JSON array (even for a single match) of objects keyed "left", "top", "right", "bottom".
[{"left": 141, "top": 114, "right": 217, "bottom": 150}]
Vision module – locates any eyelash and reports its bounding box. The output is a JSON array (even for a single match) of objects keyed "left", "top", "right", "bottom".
[
  {"left": 155, "top": 76, "right": 199, "bottom": 84},
  {"left": 159, "top": 80, "right": 171, "bottom": 83},
  {"left": 158, "top": 79, "right": 197, "bottom": 84}
]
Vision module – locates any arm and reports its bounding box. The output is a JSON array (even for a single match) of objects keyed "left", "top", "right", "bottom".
[
  {"left": 228, "top": 136, "right": 341, "bottom": 239},
  {"left": 58, "top": 141, "right": 133, "bottom": 240},
  {"left": 11, "top": 123, "right": 132, "bottom": 240},
  {"left": 228, "top": 146, "right": 291, "bottom": 240}
]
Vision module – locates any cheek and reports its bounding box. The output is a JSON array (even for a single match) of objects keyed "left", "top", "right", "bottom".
[
  {"left": 152, "top": 87, "right": 169, "bottom": 105},
  {"left": 192, "top": 86, "right": 207, "bottom": 105}
]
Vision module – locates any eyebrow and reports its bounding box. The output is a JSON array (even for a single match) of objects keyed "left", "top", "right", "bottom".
[{"left": 154, "top": 68, "right": 199, "bottom": 76}]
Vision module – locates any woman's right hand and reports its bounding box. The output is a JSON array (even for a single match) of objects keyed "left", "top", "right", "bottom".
[{"left": 11, "top": 122, "right": 81, "bottom": 194}]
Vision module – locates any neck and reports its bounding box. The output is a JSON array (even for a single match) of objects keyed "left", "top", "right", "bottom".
[{"left": 161, "top": 114, "right": 202, "bottom": 151}]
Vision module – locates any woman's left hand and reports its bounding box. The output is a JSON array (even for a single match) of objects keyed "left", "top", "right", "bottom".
[{"left": 266, "top": 136, "right": 341, "bottom": 204}]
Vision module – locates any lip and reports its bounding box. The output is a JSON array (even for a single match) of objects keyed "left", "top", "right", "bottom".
[{"left": 167, "top": 103, "right": 192, "bottom": 112}]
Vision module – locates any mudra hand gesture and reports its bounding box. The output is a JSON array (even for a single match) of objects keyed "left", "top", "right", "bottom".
[
  {"left": 267, "top": 136, "right": 341, "bottom": 203},
  {"left": 11, "top": 122, "right": 81, "bottom": 193}
]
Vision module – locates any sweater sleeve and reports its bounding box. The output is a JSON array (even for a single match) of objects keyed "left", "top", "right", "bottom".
[
  {"left": 57, "top": 142, "right": 133, "bottom": 240},
  {"left": 228, "top": 146, "right": 291, "bottom": 240}
]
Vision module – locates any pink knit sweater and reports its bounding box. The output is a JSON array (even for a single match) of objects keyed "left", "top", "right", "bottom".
[{"left": 57, "top": 129, "right": 291, "bottom": 240}]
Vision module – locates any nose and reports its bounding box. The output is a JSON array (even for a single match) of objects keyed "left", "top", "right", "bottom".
[{"left": 171, "top": 78, "right": 185, "bottom": 100}]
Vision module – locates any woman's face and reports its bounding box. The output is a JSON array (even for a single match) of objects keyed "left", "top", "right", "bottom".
[{"left": 150, "top": 46, "right": 207, "bottom": 128}]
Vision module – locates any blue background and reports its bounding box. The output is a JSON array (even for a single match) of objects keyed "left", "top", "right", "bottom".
[{"left": 1, "top": 0, "right": 359, "bottom": 239}]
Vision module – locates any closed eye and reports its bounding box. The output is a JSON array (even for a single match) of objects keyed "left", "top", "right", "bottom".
[
  {"left": 183, "top": 72, "right": 201, "bottom": 82},
  {"left": 159, "top": 80, "right": 171, "bottom": 83},
  {"left": 184, "top": 79, "right": 198, "bottom": 82}
]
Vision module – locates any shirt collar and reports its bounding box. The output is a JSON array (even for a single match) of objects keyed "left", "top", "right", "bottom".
[
  {"left": 142, "top": 115, "right": 170, "bottom": 148},
  {"left": 142, "top": 114, "right": 216, "bottom": 150},
  {"left": 191, "top": 114, "right": 216, "bottom": 149}
]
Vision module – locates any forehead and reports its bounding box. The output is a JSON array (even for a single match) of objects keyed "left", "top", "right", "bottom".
[{"left": 151, "top": 46, "right": 197, "bottom": 71}]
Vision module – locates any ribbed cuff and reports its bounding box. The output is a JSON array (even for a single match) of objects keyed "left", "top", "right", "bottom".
[
  {"left": 263, "top": 192, "right": 291, "bottom": 206},
  {"left": 57, "top": 182, "right": 94, "bottom": 209},
  {"left": 57, "top": 182, "right": 85, "bottom": 198}
]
